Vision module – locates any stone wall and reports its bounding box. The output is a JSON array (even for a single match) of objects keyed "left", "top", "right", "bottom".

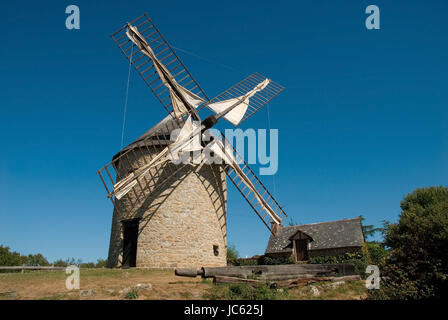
[{"left": 107, "top": 145, "right": 227, "bottom": 268}]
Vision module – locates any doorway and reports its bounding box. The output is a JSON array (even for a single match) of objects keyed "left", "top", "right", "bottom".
[
  {"left": 294, "top": 239, "right": 309, "bottom": 261},
  {"left": 122, "top": 219, "right": 139, "bottom": 268}
]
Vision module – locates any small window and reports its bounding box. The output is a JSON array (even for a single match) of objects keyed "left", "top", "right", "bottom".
[{"left": 213, "top": 245, "right": 219, "bottom": 256}]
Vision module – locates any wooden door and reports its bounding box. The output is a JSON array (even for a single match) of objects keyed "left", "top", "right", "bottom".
[{"left": 295, "top": 239, "right": 309, "bottom": 261}]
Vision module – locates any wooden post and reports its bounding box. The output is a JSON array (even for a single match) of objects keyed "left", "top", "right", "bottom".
[{"left": 21, "top": 264, "right": 25, "bottom": 274}]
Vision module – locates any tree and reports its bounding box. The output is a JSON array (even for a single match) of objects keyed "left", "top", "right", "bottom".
[
  {"left": 227, "top": 243, "right": 239, "bottom": 260},
  {"left": 53, "top": 259, "right": 68, "bottom": 267},
  {"left": 286, "top": 217, "right": 301, "bottom": 226},
  {"left": 369, "top": 186, "right": 448, "bottom": 299},
  {"left": 25, "top": 253, "right": 50, "bottom": 266},
  {"left": 359, "top": 215, "right": 382, "bottom": 240},
  {"left": 95, "top": 259, "right": 108, "bottom": 268},
  {"left": 0, "top": 245, "right": 25, "bottom": 266}
]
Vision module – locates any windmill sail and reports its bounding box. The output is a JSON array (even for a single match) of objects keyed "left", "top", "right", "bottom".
[
  {"left": 126, "top": 25, "right": 205, "bottom": 118},
  {"left": 208, "top": 78, "right": 270, "bottom": 126},
  {"left": 110, "top": 14, "right": 209, "bottom": 118},
  {"left": 206, "top": 139, "right": 282, "bottom": 225},
  {"left": 208, "top": 73, "right": 284, "bottom": 127}
]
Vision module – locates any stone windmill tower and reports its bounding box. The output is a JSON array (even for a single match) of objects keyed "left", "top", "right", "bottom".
[{"left": 98, "top": 14, "right": 287, "bottom": 269}]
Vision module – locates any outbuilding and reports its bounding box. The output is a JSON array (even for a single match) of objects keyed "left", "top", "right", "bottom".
[{"left": 265, "top": 218, "right": 365, "bottom": 262}]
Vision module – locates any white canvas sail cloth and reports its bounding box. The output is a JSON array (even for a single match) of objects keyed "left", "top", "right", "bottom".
[
  {"left": 126, "top": 25, "right": 205, "bottom": 117},
  {"left": 205, "top": 138, "right": 282, "bottom": 225},
  {"left": 112, "top": 116, "right": 203, "bottom": 200},
  {"left": 207, "top": 78, "right": 270, "bottom": 126}
]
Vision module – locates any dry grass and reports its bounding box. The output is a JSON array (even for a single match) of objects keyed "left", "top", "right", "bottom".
[
  {"left": 287, "top": 280, "right": 368, "bottom": 300},
  {"left": 0, "top": 269, "right": 367, "bottom": 300},
  {"left": 0, "top": 268, "right": 211, "bottom": 300}
]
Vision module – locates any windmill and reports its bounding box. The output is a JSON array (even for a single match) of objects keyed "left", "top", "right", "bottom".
[{"left": 98, "top": 14, "right": 287, "bottom": 268}]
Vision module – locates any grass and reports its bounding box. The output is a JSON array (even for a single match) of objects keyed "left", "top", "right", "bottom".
[
  {"left": 203, "top": 283, "right": 289, "bottom": 300},
  {"left": 287, "top": 281, "right": 367, "bottom": 300},
  {"left": 0, "top": 268, "right": 367, "bottom": 300},
  {"left": 178, "top": 292, "right": 192, "bottom": 299}
]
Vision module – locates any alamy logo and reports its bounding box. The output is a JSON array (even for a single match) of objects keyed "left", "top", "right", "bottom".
[
  {"left": 65, "top": 265, "right": 80, "bottom": 290},
  {"left": 365, "top": 265, "right": 380, "bottom": 289},
  {"left": 365, "top": 5, "right": 380, "bottom": 30},
  {"left": 65, "top": 5, "right": 80, "bottom": 30},
  {"left": 169, "top": 125, "right": 279, "bottom": 176}
]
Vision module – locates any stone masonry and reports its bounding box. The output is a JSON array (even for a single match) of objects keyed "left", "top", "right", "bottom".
[{"left": 107, "top": 145, "right": 227, "bottom": 268}]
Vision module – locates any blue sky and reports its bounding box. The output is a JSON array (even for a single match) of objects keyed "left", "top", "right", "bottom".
[{"left": 1, "top": 0, "right": 447, "bottom": 262}]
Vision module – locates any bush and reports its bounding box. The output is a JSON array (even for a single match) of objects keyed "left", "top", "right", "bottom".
[
  {"left": 124, "top": 289, "right": 139, "bottom": 300},
  {"left": 368, "top": 186, "right": 448, "bottom": 300},
  {"left": 53, "top": 259, "right": 68, "bottom": 267},
  {"left": 258, "top": 256, "right": 295, "bottom": 265},
  {"left": 228, "top": 258, "right": 259, "bottom": 266},
  {"left": 95, "top": 259, "right": 107, "bottom": 268},
  {"left": 365, "top": 242, "right": 388, "bottom": 265},
  {"left": 80, "top": 262, "right": 95, "bottom": 268},
  {"left": 227, "top": 255, "right": 295, "bottom": 266},
  {"left": 309, "top": 251, "right": 368, "bottom": 275}
]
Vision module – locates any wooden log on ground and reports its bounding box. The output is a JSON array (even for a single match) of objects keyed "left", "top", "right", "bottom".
[
  {"left": 261, "top": 273, "right": 321, "bottom": 281},
  {"left": 330, "top": 275, "right": 361, "bottom": 282},
  {"left": 213, "top": 276, "right": 266, "bottom": 287},
  {"left": 272, "top": 275, "right": 362, "bottom": 289},
  {"left": 273, "top": 277, "right": 329, "bottom": 288},
  {"left": 174, "top": 268, "right": 202, "bottom": 277},
  {"left": 213, "top": 275, "right": 327, "bottom": 288},
  {"left": 212, "top": 274, "right": 362, "bottom": 289}
]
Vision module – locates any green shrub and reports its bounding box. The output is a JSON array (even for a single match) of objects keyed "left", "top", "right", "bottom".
[
  {"left": 365, "top": 242, "right": 388, "bottom": 265},
  {"left": 53, "top": 259, "right": 68, "bottom": 267},
  {"left": 309, "top": 251, "right": 368, "bottom": 275},
  {"left": 258, "top": 256, "right": 295, "bottom": 265},
  {"left": 228, "top": 255, "right": 295, "bottom": 266},
  {"left": 124, "top": 289, "right": 139, "bottom": 300},
  {"left": 368, "top": 186, "right": 448, "bottom": 300},
  {"left": 80, "top": 262, "right": 95, "bottom": 268},
  {"left": 227, "top": 258, "right": 259, "bottom": 266},
  {"left": 95, "top": 259, "right": 108, "bottom": 268}
]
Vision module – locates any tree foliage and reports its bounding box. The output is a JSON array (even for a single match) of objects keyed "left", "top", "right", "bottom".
[
  {"left": 0, "top": 245, "right": 107, "bottom": 269},
  {"left": 286, "top": 217, "right": 300, "bottom": 227},
  {"left": 0, "top": 245, "right": 50, "bottom": 267},
  {"left": 226, "top": 243, "right": 239, "bottom": 260},
  {"left": 369, "top": 186, "right": 448, "bottom": 299},
  {"left": 358, "top": 215, "right": 382, "bottom": 240}
]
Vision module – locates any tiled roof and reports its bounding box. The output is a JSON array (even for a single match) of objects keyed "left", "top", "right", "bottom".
[{"left": 265, "top": 218, "right": 364, "bottom": 254}]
